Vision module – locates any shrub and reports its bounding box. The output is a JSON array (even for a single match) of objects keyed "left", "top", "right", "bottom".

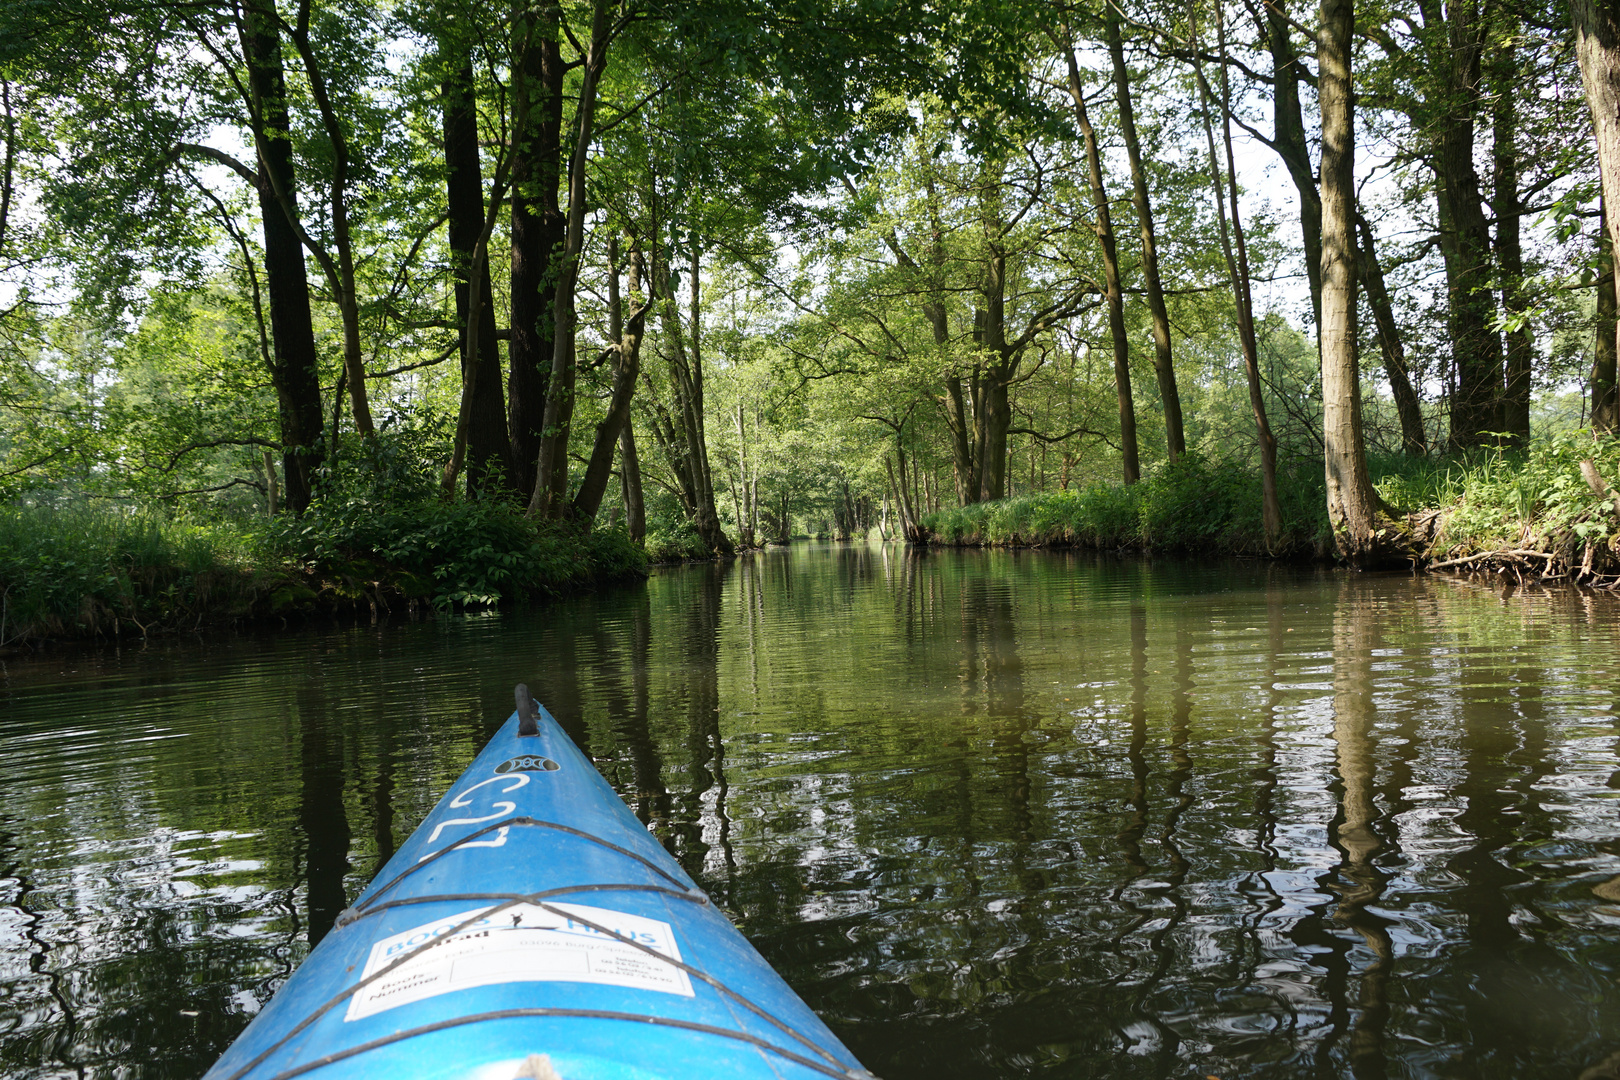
[
  {"left": 259, "top": 493, "right": 647, "bottom": 610},
  {"left": 643, "top": 522, "right": 711, "bottom": 563}
]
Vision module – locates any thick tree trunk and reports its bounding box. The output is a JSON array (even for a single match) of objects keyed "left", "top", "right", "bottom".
[
  {"left": 441, "top": 50, "right": 514, "bottom": 493},
  {"left": 532, "top": 0, "right": 611, "bottom": 519},
  {"left": 619, "top": 419, "right": 646, "bottom": 542},
  {"left": 1356, "top": 214, "right": 1426, "bottom": 454},
  {"left": 507, "top": 5, "right": 564, "bottom": 499},
  {"left": 1106, "top": 10, "right": 1185, "bottom": 461},
  {"left": 1426, "top": 0, "right": 1501, "bottom": 449},
  {"left": 239, "top": 2, "right": 324, "bottom": 514},
  {"left": 1064, "top": 34, "right": 1139, "bottom": 486},
  {"left": 1572, "top": 0, "right": 1620, "bottom": 432},
  {"left": 1321, "top": 0, "right": 1390, "bottom": 564},
  {"left": 972, "top": 243, "right": 1022, "bottom": 502}
]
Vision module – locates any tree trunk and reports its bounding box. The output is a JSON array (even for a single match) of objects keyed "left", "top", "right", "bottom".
[
  {"left": 1106, "top": 9, "right": 1185, "bottom": 461},
  {"left": 1572, "top": 0, "right": 1620, "bottom": 432},
  {"left": 441, "top": 48, "right": 514, "bottom": 493},
  {"left": 1491, "top": 36, "right": 1532, "bottom": 448},
  {"left": 573, "top": 239, "right": 648, "bottom": 522},
  {"left": 1261, "top": 0, "right": 1325, "bottom": 327},
  {"left": 238, "top": 1, "right": 324, "bottom": 514},
  {"left": 531, "top": 0, "right": 612, "bottom": 519},
  {"left": 649, "top": 248, "right": 732, "bottom": 554},
  {"left": 1321, "top": 0, "right": 1390, "bottom": 564},
  {"left": 619, "top": 418, "right": 646, "bottom": 541},
  {"left": 1356, "top": 213, "right": 1426, "bottom": 454},
  {"left": 1194, "top": 25, "right": 1281, "bottom": 545},
  {"left": 507, "top": 4, "right": 564, "bottom": 499},
  {"left": 1426, "top": 0, "right": 1501, "bottom": 449},
  {"left": 283, "top": 13, "right": 373, "bottom": 436},
  {"left": 1064, "top": 32, "right": 1139, "bottom": 486},
  {"left": 734, "top": 404, "right": 755, "bottom": 549},
  {"left": 1596, "top": 207, "right": 1619, "bottom": 432}
]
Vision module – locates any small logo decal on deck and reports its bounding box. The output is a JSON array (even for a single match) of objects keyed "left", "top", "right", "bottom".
[{"left": 496, "top": 755, "right": 561, "bottom": 774}]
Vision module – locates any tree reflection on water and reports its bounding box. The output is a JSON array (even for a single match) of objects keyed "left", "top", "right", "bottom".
[{"left": 1, "top": 547, "right": 1618, "bottom": 1078}]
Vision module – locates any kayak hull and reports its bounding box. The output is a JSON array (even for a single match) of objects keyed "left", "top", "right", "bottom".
[{"left": 206, "top": 701, "right": 867, "bottom": 1080}]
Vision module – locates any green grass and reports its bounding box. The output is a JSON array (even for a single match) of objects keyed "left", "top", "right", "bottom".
[
  {"left": 922, "top": 431, "right": 1620, "bottom": 569},
  {"left": 0, "top": 497, "right": 648, "bottom": 647},
  {"left": 1373, "top": 431, "right": 1620, "bottom": 560},
  {"left": 0, "top": 505, "right": 278, "bottom": 644},
  {"left": 923, "top": 453, "right": 1329, "bottom": 556}
]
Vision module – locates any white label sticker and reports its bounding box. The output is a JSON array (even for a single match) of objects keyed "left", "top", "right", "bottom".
[{"left": 344, "top": 902, "right": 693, "bottom": 1021}]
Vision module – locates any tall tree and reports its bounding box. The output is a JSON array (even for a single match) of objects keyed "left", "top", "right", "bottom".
[
  {"left": 1321, "top": 0, "right": 1388, "bottom": 562},
  {"left": 531, "top": 0, "right": 615, "bottom": 519},
  {"left": 1356, "top": 213, "right": 1427, "bottom": 453},
  {"left": 1424, "top": 0, "right": 1502, "bottom": 448},
  {"left": 507, "top": 2, "right": 565, "bottom": 500},
  {"left": 1490, "top": 26, "right": 1533, "bottom": 447},
  {"left": 1192, "top": 9, "right": 1280, "bottom": 545},
  {"left": 1105, "top": 7, "right": 1184, "bottom": 462},
  {"left": 237, "top": 0, "right": 325, "bottom": 512},
  {"left": 573, "top": 235, "right": 650, "bottom": 521},
  {"left": 438, "top": 41, "right": 515, "bottom": 493},
  {"left": 1573, "top": 0, "right": 1620, "bottom": 435},
  {"left": 1062, "top": 24, "right": 1138, "bottom": 485}
]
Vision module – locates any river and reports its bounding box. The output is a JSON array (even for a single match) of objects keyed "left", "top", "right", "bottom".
[{"left": 1, "top": 544, "right": 1618, "bottom": 1079}]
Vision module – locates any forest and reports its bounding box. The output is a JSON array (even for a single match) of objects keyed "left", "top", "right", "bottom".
[{"left": 3, "top": 0, "right": 1620, "bottom": 643}]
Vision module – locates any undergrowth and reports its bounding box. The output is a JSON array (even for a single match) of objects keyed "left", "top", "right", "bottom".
[
  {"left": 0, "top": 490, "right": 647, "bottom": 646},
  {"left": 923, "top": 454, "right": 1329, "bottom": 555},
  {"left": 922, "top": 431, "right": 1620, "bottom": 572}
]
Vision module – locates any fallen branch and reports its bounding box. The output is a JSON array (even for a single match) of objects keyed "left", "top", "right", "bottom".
[{"left": 1428, "top": 548, "right": 1556, "bottom": 570}]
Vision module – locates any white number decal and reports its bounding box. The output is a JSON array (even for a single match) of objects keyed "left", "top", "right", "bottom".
[{"left": 422, "top": 773, "right": 530, "bottom": 851}]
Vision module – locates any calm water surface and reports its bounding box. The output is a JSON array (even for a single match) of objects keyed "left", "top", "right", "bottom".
[{"left": 2, "top": 545, "right": 1619, "bottom": 1079}]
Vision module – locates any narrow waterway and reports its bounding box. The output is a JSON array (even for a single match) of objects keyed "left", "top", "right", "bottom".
[{"left": 2, "top": 544, "right": 1618, "bottom": 1079}]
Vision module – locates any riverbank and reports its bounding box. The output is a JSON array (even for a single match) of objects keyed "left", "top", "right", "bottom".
[
  {"left": 921, "top": 431, "right": 1620, "bottom": 586},
  {"left": 0, "top": 500, "right": 647, "bottom": 649}
]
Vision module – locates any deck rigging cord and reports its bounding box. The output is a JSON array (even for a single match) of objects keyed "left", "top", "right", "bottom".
[{"left": 219, "top": 814, "right": 872, "bottom": 1080}]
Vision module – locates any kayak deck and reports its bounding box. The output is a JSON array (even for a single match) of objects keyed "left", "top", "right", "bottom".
[{"left": 206, "top": 688, "right": 872, "bottom": 1080}]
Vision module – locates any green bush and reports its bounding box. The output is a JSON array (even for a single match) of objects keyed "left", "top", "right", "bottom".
[
  {"left": 260, "top": 493, "right": 647, "bottom": 610},
  {"left": 643, "top": 522, "right": 711, "bottom": 563}
]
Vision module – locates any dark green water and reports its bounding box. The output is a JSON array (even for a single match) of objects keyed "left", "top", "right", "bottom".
[{"left": 2, "top": 545, "right": 1619, "bottom": 1079}]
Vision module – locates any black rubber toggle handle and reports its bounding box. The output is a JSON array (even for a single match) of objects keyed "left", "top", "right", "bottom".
[{"left": 515, "top": 684, "right": 540, "bottom": 736}]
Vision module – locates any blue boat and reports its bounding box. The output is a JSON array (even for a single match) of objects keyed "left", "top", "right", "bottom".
[{"left": 206, "top": 687, "right": 873, "bottom": 1080}]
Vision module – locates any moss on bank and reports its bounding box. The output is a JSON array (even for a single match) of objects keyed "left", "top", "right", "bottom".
[
  {"left": 0, "top": 500, "right": 647, "bottom": 648},
  {"left": 922, "top": 432, "right": 1620, "bottom": 584}
]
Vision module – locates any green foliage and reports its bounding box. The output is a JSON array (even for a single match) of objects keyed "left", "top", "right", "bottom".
[
  {"left": 1385, "top": 431, "right": 1620, "bottom": 557},
  {"left": 262, "top": 470, "right": 647, "bottom": 611},
  {"left": 923, "top": 453, "right": 1331, "bottom": 555},
  {"left": 643, "top": 521, "right": 712, "bottom": 563},
  {"left": 0, "top": 505, "right": 271, "bottom": 644}
]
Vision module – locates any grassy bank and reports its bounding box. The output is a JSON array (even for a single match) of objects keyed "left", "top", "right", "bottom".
[
  {"left": 922, "top": 432, "right": 1620, "bottom": 583},
  {"left": 0, "top": 499, "right": 647, "bottom": 648},
  {"left": 923, "top": 453, "right": 1331, "bottom": 556}
]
